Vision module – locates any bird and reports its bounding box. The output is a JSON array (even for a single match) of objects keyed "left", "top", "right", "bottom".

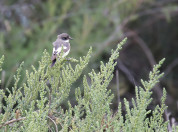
[{"left": 51, "top": 33, "right": 72, "bottom": 67}]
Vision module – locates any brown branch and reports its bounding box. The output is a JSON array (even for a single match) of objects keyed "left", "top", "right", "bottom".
[
  {"left": 126, "top": 30, "right": 156, "bottom": 67},
  {"left": 117, "top": 60, "right": 137, "bottom": 86},
  {"left": 0, "top": 114, "right": 60, "bottom": 131},
  {"left": 124, "top": 30, "right": 175, "bottom": 124},
  {"left": 121, "top": 30, "right": 176, "bottom": 118},
  {"left": 126, "top": 30, "right": 165, "bottom": 100},
  {"left": 0, "top": 117, "right": 26, "bottom": 128},
  {"left": 47, "top": 116, "right": 58, "bottom": 132},
  {"left": 0, "top": 115, "right": 60, "bottom": 131},
  {"left": 121, "top": 2, "right": 178, "bottom": 28}
]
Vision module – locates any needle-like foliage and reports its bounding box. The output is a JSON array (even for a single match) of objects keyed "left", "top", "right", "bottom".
[{"left": 0, "top": 38, "right": 173, "bottom": 132}]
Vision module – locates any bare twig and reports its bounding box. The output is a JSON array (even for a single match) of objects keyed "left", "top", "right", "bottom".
[
  {"left": 0, "top": 114, "right": 60, "bottom": 132},
  {"left": 47, "top": 124, "right": 53, "bottom": 132},
  {"left": 47, "top": 116, "right": 58, "bottom": 132},
  {"left": 117, "top": 60, "right": 137, "bottom": 86},
  {"left": 0, "top": 117, "right": 26, "bottom": 128},
  {"left": 126, "top": 30, "right": 156, "bottom": 67},
  {"left": 126, "top": 30, "right": 175, "bottom": 125},
  {"left": 122, "top": 3, "right": 178, "bottom": 28},
  {"left": 123, "top": 30, "right": 166, "bottom": 100}
]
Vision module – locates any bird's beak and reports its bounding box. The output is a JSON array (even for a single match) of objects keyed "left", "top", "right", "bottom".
[{"left": 69, "top": 36, "right": 73, "bottom": 40}]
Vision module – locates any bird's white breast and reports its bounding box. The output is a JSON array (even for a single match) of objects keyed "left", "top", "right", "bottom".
[
  {"left": 53, "top": 45, "right": 70, "bottom": 57},
  {"left": 62, "top": 49, "right": 70, "bottom": 57}
]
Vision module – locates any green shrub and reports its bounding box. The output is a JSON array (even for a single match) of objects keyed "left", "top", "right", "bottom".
[{"left": 0, "top": 38, "right": 174, "bottom": 131}]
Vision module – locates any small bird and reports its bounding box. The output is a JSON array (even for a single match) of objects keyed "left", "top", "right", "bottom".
[{"left": 51, "top": 33, "right": 72, "bottom": 67}]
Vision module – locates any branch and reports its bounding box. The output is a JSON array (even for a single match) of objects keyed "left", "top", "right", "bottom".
[
  {"left": 47, "top": 116, "right": 58, "bottom": 132},
  {"left": 121, "top": 2, "right": 178, "bottom": 28},
  {"left": 0, "top": 114, "right": 59, "bottom": 132},
  {"left": 0, "top": 117, "right": 26, "bottom": 128},
  {"left": 125, "top": 29, "right": 156, "bottom": 67},
  {"left": 117, "top": 59, "right": 137, "bottom": 86}
]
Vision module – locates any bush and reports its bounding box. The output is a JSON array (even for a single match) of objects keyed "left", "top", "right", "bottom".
[{"left": 0, "top": 38, "right": 175, "bottom": 131}]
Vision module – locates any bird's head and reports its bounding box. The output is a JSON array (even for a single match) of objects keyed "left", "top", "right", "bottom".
[{"left": 57, "top": 33, "right": 73, "bottom": 42}]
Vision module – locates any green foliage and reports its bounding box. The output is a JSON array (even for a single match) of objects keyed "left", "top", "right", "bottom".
[
  {"left": 0, "top": 39, "right": 171, "bottom": 131},
  {"left": 0, "top": 0, "right": 155, "bottom": 88},
  {"left": 122, "top": 59, "right": 168, "bottom": 132}
]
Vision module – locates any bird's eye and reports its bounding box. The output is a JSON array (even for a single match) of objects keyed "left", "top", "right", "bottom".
[{"left": 62, "top": 37, "right": 67, "bottom": 40}]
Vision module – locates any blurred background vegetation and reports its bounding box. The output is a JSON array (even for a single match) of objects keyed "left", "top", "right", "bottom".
[{"left": 0, "top": 0, "right": 178, "bottom": 125}]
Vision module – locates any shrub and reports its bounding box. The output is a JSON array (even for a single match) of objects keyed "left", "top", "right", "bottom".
[{"left": 0, "top": 38, "right": 175, "bottom": 131}]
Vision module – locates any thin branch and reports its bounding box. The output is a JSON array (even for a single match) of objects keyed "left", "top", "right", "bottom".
[
  {"left": 0, "top": 117, "right": 26, "bottom": 128},
  {"left": 117, "top": 60, "right": 137, "bottom": 86},
  {"left": 125, "top": 30, "right": 175, "bottom": 124},
  {"left": 126, "top": 29, "right": 156, "bottom": 67},
  {"left": 47, "top": 124, "right": 53, "bottom": 132},
  {"left": 0, "top": 114, "right": 59, "bottom": 132},
  {"left": 127, "top": 30, "right": 165, "bottom": 100},
  {"left": 121, "top": 3, "right": 178, "bottom": 28},
  {"left": 47, "top": 116, "right": 58, "bottom": 132}
]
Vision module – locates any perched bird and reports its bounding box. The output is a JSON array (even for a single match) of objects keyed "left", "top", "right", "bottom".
[{"left": 51, "top": 33, "right": 72, "bottom": 67}]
